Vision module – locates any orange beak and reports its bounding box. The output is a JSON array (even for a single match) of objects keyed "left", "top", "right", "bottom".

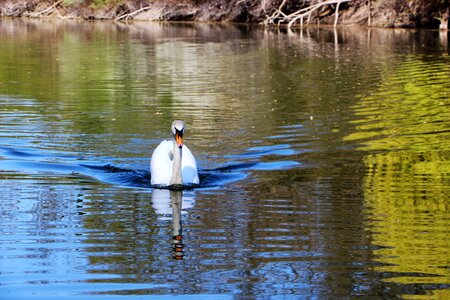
[{"left": 175, "top": 132, "right": 183, "bottom": 148}]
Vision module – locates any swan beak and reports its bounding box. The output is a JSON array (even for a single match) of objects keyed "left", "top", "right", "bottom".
[{"left": 175, "top": 132, "right": 183, "bottom": 148}]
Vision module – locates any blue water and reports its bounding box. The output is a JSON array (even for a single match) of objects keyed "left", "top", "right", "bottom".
[{"left": 0, "top": 143, "right": 299, "bottom": 189}]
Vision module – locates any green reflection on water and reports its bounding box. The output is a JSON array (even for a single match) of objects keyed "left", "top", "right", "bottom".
[
  {"left": 344, "top": 56, "right": 450, "bottom": 152},
  {"left": 345, "top": 55, "right": 450, "bottom": 292}
]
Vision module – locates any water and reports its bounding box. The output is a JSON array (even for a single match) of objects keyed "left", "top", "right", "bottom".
[{"left": 0, "top": 19, "right": 449, "bottom": 298}]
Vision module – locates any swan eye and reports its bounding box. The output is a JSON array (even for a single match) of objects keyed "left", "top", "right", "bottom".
[{"left": 169, "top": 150, "right": 173, "bottom": 161}]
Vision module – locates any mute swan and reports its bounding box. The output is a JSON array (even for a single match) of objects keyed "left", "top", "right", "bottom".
[{"left": 150, "top": 120, "right": 199, "bottom": 187}]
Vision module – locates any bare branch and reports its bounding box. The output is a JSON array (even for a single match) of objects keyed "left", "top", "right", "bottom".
[
  {"left": 27, "top": 0, "right": 63, "bottom": 18},
  {"left": 115, "top": 5, "right": 152, "bottom": 21},
  {"left": 265, "top": 0, "right": 352, "bottom": 28}
]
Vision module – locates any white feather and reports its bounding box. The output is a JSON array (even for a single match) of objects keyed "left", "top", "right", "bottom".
[{"left": 150, "top": 140, "right": 199, "bottom": 186}]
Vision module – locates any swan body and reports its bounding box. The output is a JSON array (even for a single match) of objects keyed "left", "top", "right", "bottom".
[{"left": 150, "top": 121, "right": 199, "bottom": 187}]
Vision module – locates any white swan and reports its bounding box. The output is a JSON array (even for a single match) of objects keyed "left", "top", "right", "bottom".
[{"left": 150, "top": 120, "right": 199, "bottom": 187}]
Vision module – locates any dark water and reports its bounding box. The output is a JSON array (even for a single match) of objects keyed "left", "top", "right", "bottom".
[{"left": 0, "top": 19, "right": 449, "bottom": 298}]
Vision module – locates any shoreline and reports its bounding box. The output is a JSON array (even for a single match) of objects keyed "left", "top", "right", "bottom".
[{"left": 0, "top": 0, "right": 448, "bottom": 30}]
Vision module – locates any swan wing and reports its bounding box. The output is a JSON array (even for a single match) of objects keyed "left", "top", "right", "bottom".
[
  {"left": 150, "top": 140, "right": 199, "bottom": 186},
  {"left": 182, "top": 145, "right": 200, "bottom": 184},
  {"left": 150, "top": 140, "right": 173, "bottom": 185}
]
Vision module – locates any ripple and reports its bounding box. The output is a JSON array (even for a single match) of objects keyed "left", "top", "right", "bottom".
[
  {"left": 0, "top": 145, "right": 299, "bottom": 190},
  {"left": 344, "top": 56, "right": 450, "bottom": 152}
]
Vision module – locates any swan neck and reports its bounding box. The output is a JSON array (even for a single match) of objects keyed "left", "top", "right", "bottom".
[{"left": 170, "top": 141, "right": 183, "bottom": 185}]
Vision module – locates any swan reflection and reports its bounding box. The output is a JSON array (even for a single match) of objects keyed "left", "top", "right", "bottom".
[
  {"left": 151, "top": 189, "right": 195, "bottom": 215},
  {"left": 170, "top": 190, "right": 183, "bottom": 260},
  {"left": 151, "top": 189, "right": 196, "bottom": 260}
]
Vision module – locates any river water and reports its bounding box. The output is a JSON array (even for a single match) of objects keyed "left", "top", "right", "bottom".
[{"left": 0, "top": 19, "right": 449, "bottom": 299}]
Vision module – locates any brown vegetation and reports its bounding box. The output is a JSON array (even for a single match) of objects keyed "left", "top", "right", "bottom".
[{"left": 0, "top": 0, "right": 448, "bottom": 29}]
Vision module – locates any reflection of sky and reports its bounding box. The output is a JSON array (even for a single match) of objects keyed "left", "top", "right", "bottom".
[{"left": 0, "top": 178, "right": 91, "bottom": 298}]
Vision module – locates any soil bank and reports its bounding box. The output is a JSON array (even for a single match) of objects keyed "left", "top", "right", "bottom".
[{"left": 0, "top": 0, "right": 448, "bottom": 29}]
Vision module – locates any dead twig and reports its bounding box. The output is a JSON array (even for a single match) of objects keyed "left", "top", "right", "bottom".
[
  {"left": 265, "top": 0, "right": 352, "bottom": 28},
  {"left": 115, "top": 5, "right": 152, "bottom": 21},
  {"left": 334, "top": 0, "right": 341, "bottom": 27},
  {"left": 264, "top": 0, "right": 288, "bottom": 25},
  {"left": 27, "top": 0, "right": 63, "bottom": 18}
]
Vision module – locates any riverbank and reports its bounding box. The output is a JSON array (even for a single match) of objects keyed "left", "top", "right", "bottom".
[{"left": 0, "top": 0, "right": 448, "bottom": 29}]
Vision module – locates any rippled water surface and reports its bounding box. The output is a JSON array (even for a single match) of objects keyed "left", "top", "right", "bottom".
[{"left": 0, "top": 19, "right": 449, "bottom": 298}]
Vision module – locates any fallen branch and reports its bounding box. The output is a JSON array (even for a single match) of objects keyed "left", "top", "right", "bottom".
[
  {"left": 265, "top": 0, "right": 352, "bottom": 28},
  {"left": 437, "top": 8, "right": 449, "bottom": 30},
  {"left": 115, "top": 5, "right": 152, "bottom": 21},
  {"left": 26, "top": 0, "right": 62, "bottom": 18},
  {"left": 334, "top": 0, "right": 341, "bottom": 27},
  {"left": 288, "top": 0, "right": 351, "bottom": 28},
  {"left": 264, "top": 0, "right": 288, "bottom": 25}
]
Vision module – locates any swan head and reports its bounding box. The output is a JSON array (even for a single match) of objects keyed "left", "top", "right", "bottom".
[{"left": 171, "top": 120, "right": 185, "bottom": 149}]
